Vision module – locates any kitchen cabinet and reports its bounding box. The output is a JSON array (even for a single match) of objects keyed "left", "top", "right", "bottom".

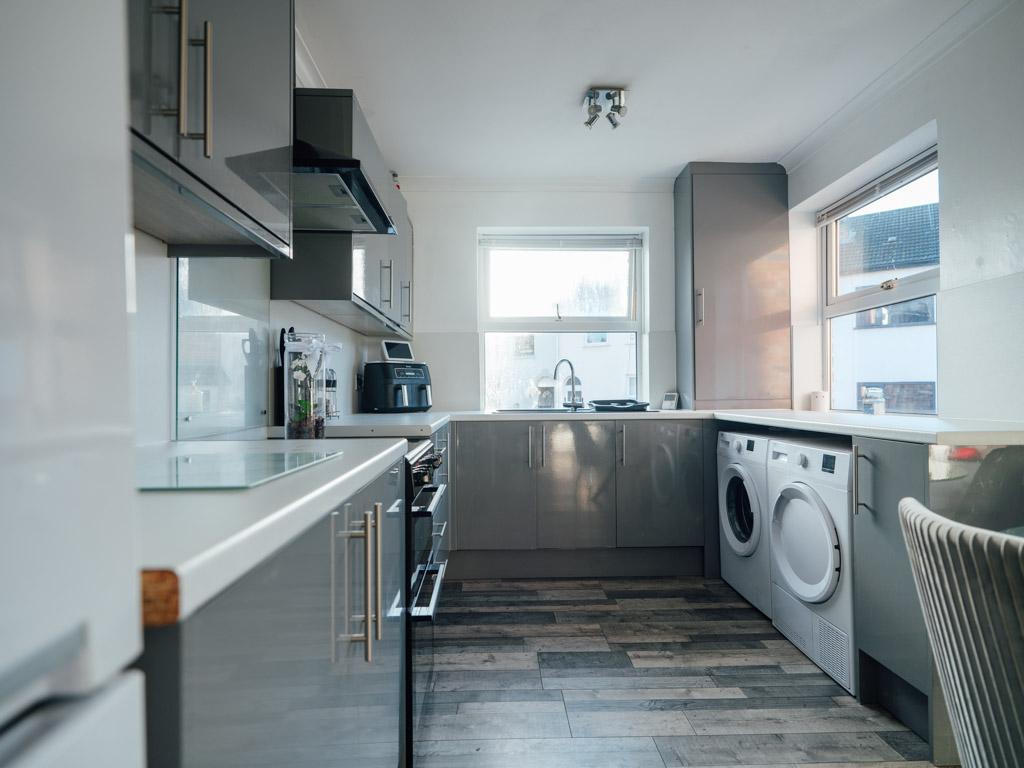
[
  {"left": 852, "top": 437, "right": 932, "bottom": 688},
  {"left": 616, "top": 420, "right": 704, "bottom": 547},
  {"left": 138, "top": 461, "right": 403, "bottom": 768},
  {"left": 128, "top": 0, "right": 293, "bottom": 255},
  {"left": 675, "top": 163, "right": 790, "bottom": 409},
  {"left": 536, "top": 421, "right": 617, "bottom": 548},
  {"left": 455, "top": 421, "right": 538, "bottom": 550},
  {"left": 389, "top": 190, "right": 415, "bottom": 333},
  {"left": 455, "top": 419, "right": 706, "bottom": 553}
]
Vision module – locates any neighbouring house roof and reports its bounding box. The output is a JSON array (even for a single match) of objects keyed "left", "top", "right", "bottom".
[{"left": 839, "top": 203, "right": 939, "bottom": 274}]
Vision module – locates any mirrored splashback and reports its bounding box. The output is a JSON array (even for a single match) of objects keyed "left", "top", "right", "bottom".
[{"left": 176, "top": 258, "right": 270, "bottom": 439}]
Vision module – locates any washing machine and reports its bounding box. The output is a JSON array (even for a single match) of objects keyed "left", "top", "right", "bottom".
[
  {"left": 767, "top": 438, "right": 856, "bottom": 694},
  {"left": 717, "top": 431, "right": 772, "bottom": 617}
]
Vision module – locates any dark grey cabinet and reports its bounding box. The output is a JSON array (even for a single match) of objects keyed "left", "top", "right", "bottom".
[
  {"left": 852, "top": 437, "right": 931, "bottom": 692},
  {"left": 455, "top": 421, "right": 538, "bottom": 550},
  {"left": 616, "top": 420, "right": 704, "bottom": 547},
  {"left": 128, "top": 0, "right": 293, "bottom": 253},
  {"left": 536, "top": 421, "right": 616, "bottom": 548},
  {"left": 138, "top": 461, "right": 404, "bottom": 768}
]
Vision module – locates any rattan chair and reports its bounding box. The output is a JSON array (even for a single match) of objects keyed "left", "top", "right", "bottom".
[{"left": 899, "top": 497, "right": 1024, "bottom": 768}]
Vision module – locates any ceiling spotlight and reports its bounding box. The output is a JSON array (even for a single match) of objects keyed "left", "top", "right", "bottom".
[
  {"left": 583, "top": 86, "right": 627, "bottom": 130},
  {"left": 583, "top": 90, "right": 603, "bottom": 129}
]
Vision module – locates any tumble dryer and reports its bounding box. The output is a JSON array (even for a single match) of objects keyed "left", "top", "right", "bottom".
[
  {"left": 717, "top": 431, "right": 772, "bottom": 617},
  {"left": 767, "top": 438, "right": 856, "bottom": 694}
]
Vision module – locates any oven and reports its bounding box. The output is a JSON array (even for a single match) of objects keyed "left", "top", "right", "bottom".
[{"left": 403, "top": 436, "right": 448, "bottom": 766}]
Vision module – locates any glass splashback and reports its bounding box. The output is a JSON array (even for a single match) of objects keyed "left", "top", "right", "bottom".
[{"left": 176, "top": 257, "right": 270, "bottom": 439}]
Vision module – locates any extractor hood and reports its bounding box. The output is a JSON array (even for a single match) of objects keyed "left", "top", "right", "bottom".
[{"left": 288, "top": 89, "right": 396, "bottom": 235}]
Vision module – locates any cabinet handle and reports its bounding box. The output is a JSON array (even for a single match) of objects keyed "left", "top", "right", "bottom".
[
  {"left": 330, "top": 510, "right": 338, "bottom": 663},
  {"left": 528, "top": 425, "right": 533, "bottom": 468},
  {"left": 337, "top": 509, "right": 373, "bottom": 663},
  {"left": 374, "top": 503, "right": 383, "bottom": 642},
  {"left": 853, "top": 446, "right": 870, "bottom": 515},
  {"left": 621, "top": 424, "right": 627, "bottom": 466},
  {"left": 541, "top": 423, "right": 545, "bottom": 467},
  {"left": 401, "top": 281, "right": 412, "bottom": 322},
  {"left": 362, "top": 509, "right": 373, "bottom": 660},
  {"left": 695, "top": 288, "right": 705, "bottom": 326},
  {"left": 179, "top": 12, "right": 212, "bottom": 158},
  {"left": 380, "top": 261, "right": 394, "bottom": 307},
  {"left": 202, "top": 20, "right": 212, "bottom": 157},
  {"left": 177, "top": 0, "right": 189, "bottom": 136}
]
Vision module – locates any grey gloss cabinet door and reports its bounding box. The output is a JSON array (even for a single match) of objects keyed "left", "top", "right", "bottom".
[
  {"left": 616, "top": 420, "right": 704, "bottom": 547},
  {"left": 456, "top": 421, "right": 538, "bottom": 550},
  {"left": 537, "top": 421, "right": 617, "bottom": 549},
  {"left": 140, "top": 460, "right": 404, "bottom": 768},
  {"left": 852, "top": 436, "right": 931, "bottom": 693},
  {"left": 690, "top": 169, "right": 790, "bottom": 408},
  {"left": 129, "top": 0, "right": 293, "bottom": 246}
]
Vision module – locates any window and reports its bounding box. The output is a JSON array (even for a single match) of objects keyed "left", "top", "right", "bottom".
[
  {"left": 479, "top": 233, "right": 643, "bottom": 411},
  {"left": 819, "top": 149, "right": 938, "bottom": 414}
]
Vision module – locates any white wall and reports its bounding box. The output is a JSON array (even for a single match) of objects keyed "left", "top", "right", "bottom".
[
  {"left": 405, "top": 180, "right": 676, "bottom": 411},
  {"left": 131, "top": 230, "right": 377, "bottom": 443},
  {"left": 131, "top": 231, "right": 175, "bottom": 445},
  {"left": 787, "top": 0, "right": 1024, "bottom": 420}
]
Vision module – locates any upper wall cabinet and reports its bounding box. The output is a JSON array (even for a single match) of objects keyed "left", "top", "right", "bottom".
[
  {"left": 272, "top": 92, "right": 414, "bottom": 338},
  {"left": 128, "top": 0, "right": 293, "bottom": 257},
  {"left": 675, "top": 163, "right": 791, "bottom": 409}
]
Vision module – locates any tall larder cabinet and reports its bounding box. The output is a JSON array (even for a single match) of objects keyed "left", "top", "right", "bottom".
[{"left": 674, "top": 163, "right": 791, "bottom": 409}]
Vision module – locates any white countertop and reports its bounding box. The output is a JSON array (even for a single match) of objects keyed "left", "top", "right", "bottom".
[
  {"left": 136, "top": 438, "right": 406, "bottom": 621},
  {"left": 447, "top": 408, "right": 1024, "bottom": 444},
  {"left": 450, "top": 410, "right": 716, "bottom": 422},
  {"left": 268, "top": 412, "right": 450, "bottom": 439},
  {"left": 715, "top": 409, "right": 1024, "bottom": 445}
]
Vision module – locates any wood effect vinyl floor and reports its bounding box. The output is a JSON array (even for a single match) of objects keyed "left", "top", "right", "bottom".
[{"left": 413, "top": 577, "right": 935, "bottom": 768}]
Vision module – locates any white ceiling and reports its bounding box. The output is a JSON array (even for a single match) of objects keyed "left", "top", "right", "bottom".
[{"left": 297, "top": 0, "right": 970, "bottom": 180}]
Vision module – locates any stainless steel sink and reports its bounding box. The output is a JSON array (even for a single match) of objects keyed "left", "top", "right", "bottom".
[{"left": 493, "top": 408, "right": 595, "bottom": 413}]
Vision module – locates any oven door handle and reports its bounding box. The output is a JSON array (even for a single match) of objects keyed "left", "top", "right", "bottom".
[
  {"left": 412, "top": 482, "right": 447, "bottom": 516},
  {"left": 411, "top": 560, "right": 447, "bottom": 622}
]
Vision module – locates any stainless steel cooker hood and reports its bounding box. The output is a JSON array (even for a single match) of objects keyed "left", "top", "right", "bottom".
[{"left": 288, "top": 88, "right": 396, "bottom": 235}]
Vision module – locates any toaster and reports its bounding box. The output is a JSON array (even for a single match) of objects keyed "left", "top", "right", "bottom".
[{"left": 360, "top": 361, "right": 432, "bottom": 413}]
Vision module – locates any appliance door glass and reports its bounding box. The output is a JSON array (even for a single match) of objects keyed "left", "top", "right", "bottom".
[
  {"left": 770, "top": 483, "right": 841, "bottom": 604},
  {"left": 720, "top": 465, "right": 761, "bottom": 556}
]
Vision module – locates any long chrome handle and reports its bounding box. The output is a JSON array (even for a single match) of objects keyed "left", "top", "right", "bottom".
[
  {"left": 374, "top": 503, "right": 383, "bottom": 642},
  {"left": 528, "top": 426, "right": 533, "bottom": 468},
  {"left": 621, "top": 424, "right": 627, "bottom": 466},
  {"left": 337, "top": 508, "right": 371, "bottom": 663},
  {"left": 696, "top": 288, "right": 705, "bottom": 326},
  {"left": 363, "top": 509, "right": 373, "bottom": 661},
  {"left": 177, "top": 0, "right": 189, "bottom": 136},
  {"left": 853, "top": 446, "right": 869, "bottom": 515},
  {"left": 541, "top": 423, "right": 545, "bottom": 467},
  {"left": 401, "top": 281, "right": 412, "bottom": 321},
  {"left": 180, "top": 11, "right": 212, "bottom": 157},
  {"left": 202, "top": 20, "right": 212, "bottom": 157},
  {"left": 380, "top": 261, "right": 394, "bottom": 306},
  {"left": 329, "top": 511, "right": 338, "bottom": 663}
]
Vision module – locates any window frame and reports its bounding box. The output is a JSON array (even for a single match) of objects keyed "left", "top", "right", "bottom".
[
  {"left": 819, "top": 149, "right": 940, "bottom": 412},
  {"left": 478, "top": 233, "right": 642, "bottom": 333},
  {"left": 477, "top": 230, "right": 646, "bottom": 409}
]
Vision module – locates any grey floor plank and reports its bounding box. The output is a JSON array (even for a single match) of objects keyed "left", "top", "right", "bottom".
[
  {"left": 654, "top": 732, "right": 905, "bottom": 766},
  {"left": 423, "top": 576, "right": 926, "bottom": 768}
]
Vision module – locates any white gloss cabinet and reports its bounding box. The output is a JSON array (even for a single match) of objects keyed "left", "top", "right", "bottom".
[{"left": 0, "top": 0, "right": 143, "bottom": 761}]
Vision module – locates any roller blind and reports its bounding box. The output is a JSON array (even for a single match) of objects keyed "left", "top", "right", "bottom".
[
  {"left": 816, "top": 147, "right": 938, "bottom": 228},
  {"left": 478, "top": 234, "right": 644, "bottom": 250}
]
